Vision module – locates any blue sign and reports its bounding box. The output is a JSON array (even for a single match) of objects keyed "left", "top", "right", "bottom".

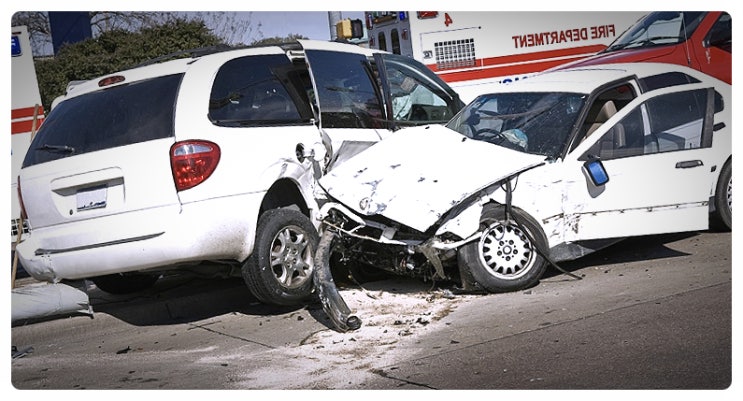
[{"left": 11, "top": 35, "right": 21, "bottom": 57}]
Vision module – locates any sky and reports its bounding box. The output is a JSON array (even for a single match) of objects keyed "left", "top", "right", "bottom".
[{"left": 239, "top": 11, "right": 365, "bottom": 43}]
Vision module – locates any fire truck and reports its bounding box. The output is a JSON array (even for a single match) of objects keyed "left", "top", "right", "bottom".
[
  {"left": 11, "top": 26, "right": 45, "bottom": 244},
  {"left": 363, "top": 11, "right": 646, "bottom": 101}
]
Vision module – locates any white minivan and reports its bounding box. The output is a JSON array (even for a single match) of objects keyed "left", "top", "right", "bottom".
[{"left": 16, "top": 40, "right": 463, "bottom": 305}]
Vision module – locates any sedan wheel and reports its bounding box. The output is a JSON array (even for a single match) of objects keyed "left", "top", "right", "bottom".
[
  {"left": 458, "top": 205, "right": 548, "bottom": 293},
  {"left": 479, "top": 221, "right": 537, "bottom": 280},
  {"left": 711, "top": 160, "right": 732, "bottom": 231}
]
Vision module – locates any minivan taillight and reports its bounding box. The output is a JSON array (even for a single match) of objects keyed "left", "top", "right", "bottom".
[{"left": 170, "top": 141, "right": 221, "bottom": 192}]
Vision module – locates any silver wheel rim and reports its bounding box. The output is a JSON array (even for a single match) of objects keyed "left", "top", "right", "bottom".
[
  {"left": 727, "top": 177, "right": 732, "bottom": 213},
  {"left": 269, "top": 225, "right": 313, "bottom": 289},
  {"left": 478, "top": 221, "right": 536, "bottom": 280}
]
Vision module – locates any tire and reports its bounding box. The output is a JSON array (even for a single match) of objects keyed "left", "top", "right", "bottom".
[
  {"left": 458, "top": 205, "right": 548, "bottom": 293},
  {"left": 91, "top": 273, "right": 159, "bottom": 294},
  {"left": 242, "top": 208, "right": 318, "bottom": 306},
  {"left": 711, "top": 159, "right": 732, "bottom": 231}
]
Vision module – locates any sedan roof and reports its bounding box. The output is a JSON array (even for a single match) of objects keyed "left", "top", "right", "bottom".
[{"left": 484, "top": 62, "right": 723, "bottom": 95}]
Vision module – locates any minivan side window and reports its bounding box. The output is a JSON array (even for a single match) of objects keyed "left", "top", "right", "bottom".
[
  {"left": 380, "top": 53, "right": 463, "bottom": 127},
  {"left": 209, "top": 54, "right": 309, "bottom": 126},
  {"left": 23, "top": 74, "right": 182, "bottom": 167},
  {"left": 305, "top": 49, "right": 385, "bottom": 129}
]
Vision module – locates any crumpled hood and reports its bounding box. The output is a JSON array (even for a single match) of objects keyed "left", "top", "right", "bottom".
[{"left": 319, "top": 124, "right": 546, "bottom": 233}]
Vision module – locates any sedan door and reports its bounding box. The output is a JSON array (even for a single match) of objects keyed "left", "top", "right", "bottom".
[{"left": 562, "top": 84, "right": 719, "bottom": 241}]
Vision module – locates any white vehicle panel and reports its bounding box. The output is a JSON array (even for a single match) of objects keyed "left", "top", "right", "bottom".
[
  {"left": 319, "top": 125, "right": 545, "bottom": 233},
  {"left": 20, "top": 138, "right": 178, "bottom": 230}
]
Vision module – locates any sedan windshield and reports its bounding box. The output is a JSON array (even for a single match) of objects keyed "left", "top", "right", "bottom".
[{"left": 446, "top": 92, "right": 586, "bottom": 159}]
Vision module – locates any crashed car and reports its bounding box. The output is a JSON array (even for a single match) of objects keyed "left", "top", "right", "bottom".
[
  {"left": 15, "top": 40, "right": 463, "bottom": 306},
  {"left": 314, "top": 62, "right": 731, "bottom": 329}
]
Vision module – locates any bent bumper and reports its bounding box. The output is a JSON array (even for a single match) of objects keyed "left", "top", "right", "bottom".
[{"left": 17, "top": 194, "right": 263, "bottom": 282}]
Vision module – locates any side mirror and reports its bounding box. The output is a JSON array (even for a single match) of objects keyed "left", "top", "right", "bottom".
[{"left": 584, "top": 159, "right": 609, "bottom": 186}]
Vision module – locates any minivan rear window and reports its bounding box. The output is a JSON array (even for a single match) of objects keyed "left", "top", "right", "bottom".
[{"left": 23, "top": 74, "right": 182, "bottom": 167}]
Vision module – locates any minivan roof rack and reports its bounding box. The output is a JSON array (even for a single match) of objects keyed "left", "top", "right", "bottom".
[
  {"left": 132, "top": 44, "right": 239, "bottom": 68},
  {"left": 131, "top": 41, "right": 309, "bottom": 69}
]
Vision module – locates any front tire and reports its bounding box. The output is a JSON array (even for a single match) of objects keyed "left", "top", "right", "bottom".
[
  {"left": 711, "top": 159, "right": 732, "bottom": 231},
  {"left": 242, "top": 208, "right": 318, "bottom": 306},
  {"left": 458, "top": 205, "right": 548, "bottom": 293}
]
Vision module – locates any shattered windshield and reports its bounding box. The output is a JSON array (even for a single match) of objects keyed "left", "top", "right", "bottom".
[
  {"left": 446, "top": 92, "right": 586, "bottom": 159},
  {"left": 604, "top": 12, "right": 705, "bottom": 52}
]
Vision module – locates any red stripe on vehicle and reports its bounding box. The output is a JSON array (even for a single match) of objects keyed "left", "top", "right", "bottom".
[
  {"left": 434, "top": 57, "right": 588, "bottom": 83},
  {"left": 11, "top": 106, "right": 45, "bottom": 119},
  {"left": 427, "top": 44, "right": 606, "bottom": 83},
  {"left": 11, "top": 118, "right": 45, "bottom": 135}
]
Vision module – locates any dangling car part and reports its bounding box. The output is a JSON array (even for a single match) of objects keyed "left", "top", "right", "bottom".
[{"left": 313, "top": 228, "right": 361, "bottom": 332}]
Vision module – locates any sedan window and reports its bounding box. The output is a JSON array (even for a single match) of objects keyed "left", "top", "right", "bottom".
[{"left": 585, "top": 88, "right": 711, "bottom": 160}]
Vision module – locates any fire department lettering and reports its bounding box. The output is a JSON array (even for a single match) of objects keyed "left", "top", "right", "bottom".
[{"left": 512, "top": 24, "right": 616, "bottom": 49}]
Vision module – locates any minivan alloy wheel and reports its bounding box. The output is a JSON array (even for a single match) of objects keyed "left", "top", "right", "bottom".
[
  {"left": 269, "top": 225, "right": 313, "bottom": 289},
  {"left": 242, "top": 208, "right": 318, "bottom": 306}
]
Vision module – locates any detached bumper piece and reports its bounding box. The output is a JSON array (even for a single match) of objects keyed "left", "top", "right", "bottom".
[
  {"left": 12, "top": 280, "right": 93, "bottom": 324},
  {"left": 313, "top": 229, "right": 361, "bottom": 332}
]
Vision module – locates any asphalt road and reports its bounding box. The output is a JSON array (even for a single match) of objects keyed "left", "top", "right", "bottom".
[{"left": 9, "top": 230, "right": 735, "bottom": 393}]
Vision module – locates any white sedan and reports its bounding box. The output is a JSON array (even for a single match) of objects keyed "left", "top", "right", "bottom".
[{"left": 315, "top": 62, "right": 731, "bottom": 300}]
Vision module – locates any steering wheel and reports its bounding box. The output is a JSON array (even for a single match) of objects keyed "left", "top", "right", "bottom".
[{"left": 474, "top": 128, "right": 506, "bottom": 144}]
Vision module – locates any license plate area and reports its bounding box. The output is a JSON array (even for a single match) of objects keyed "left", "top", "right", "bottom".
[{"left": 76, "top": 185, "right": 108, "bottom": 212}]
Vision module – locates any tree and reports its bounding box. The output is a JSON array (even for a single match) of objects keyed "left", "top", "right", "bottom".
[
  {"left": 11, "top": 11, "right": 51, "bottom": 56},
  {"left": 33, "top": 18, "right": 223, "bottom": 111},
  {"left": 11, "top": 11, "right": 258, "bottom": 56},
  {"left": 250, "top": 33, "right": 309, "bottom": 46}
]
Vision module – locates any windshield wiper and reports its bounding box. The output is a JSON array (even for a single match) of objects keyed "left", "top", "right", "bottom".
[
  {"left": 604, "top": 35, "right": 680, "bottom": 52},
  {"left": 37, "top": 144, "right": 76, "bottom": 154}
]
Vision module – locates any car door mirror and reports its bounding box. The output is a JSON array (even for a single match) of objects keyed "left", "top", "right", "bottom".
[{"left": 584, "top": 159, "right": 609, "bottom": 186}]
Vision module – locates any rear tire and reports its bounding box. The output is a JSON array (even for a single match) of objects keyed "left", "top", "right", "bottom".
[
  {"left": 242, "top": 208, "right": 318, "bottom": 306},
  {"left": 91, "top": 273, "right": 159, "bottom": 294},
  {"left": 711, "top": 159, "right": 732, "bottom": 231},
  {"left": 458, "top": 205, "right": 548, "bottom": 293}
]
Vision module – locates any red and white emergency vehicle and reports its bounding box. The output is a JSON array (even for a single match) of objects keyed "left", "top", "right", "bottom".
[
  {"left": 11, "top": 26, "right": 45, "bottom": 243},
  {"left": 363, "top": 11, "right": 646, "bottom": 101}
]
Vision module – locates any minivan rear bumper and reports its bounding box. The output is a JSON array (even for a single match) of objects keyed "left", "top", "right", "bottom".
[{"left": 16, "top": 193, "right": 264, "bottom": 282}]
